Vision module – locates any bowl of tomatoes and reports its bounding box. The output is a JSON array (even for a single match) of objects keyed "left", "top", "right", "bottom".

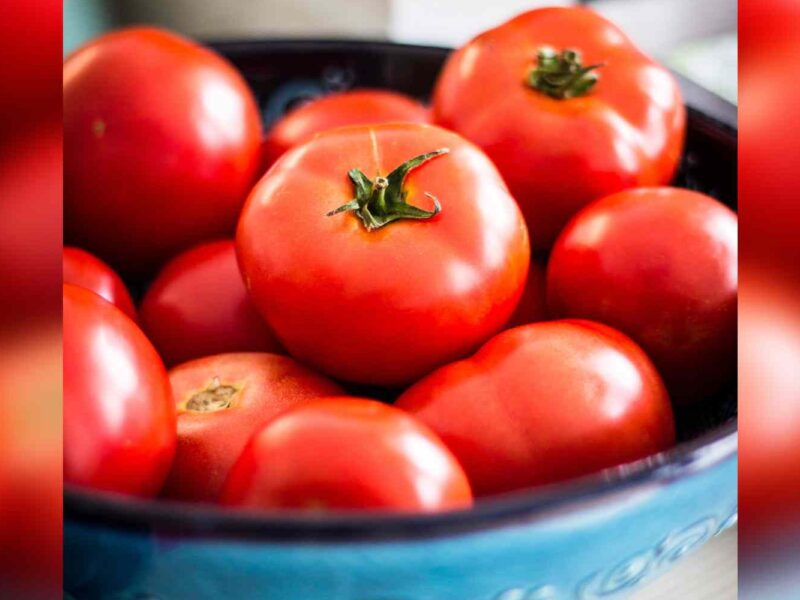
[{"left": 64, "top": 7, "right": 736, "bottom": 600}]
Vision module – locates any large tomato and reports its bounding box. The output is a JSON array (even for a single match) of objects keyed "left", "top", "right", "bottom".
[
  {"left": 237, "top": 123, "right": 530, "bottom": 386},
  {"left": 63, "top": 284, "right": 176, "bottom": 496},
  {"left": 64, "top": 27, "right": 262, "bottom": 276},
  {"left": 220, "top": 397, "right": 473, "bottom": 512},
  {"left": 161, "top": 353, "right": 342, "bottom": 502},
  {"left": 432, "top": 7, "right": 685, "bottom": 251},
  {"left": 63, "top": 246, "right": 137, "bottom": 321},
  {"left": 262, "top": 89, "right": 430, "bottom": 168},
  {"left": 139, "top": 240, "right": 282, "bottom": 367},
  {"left": 396, "top": 320, "right": 674, "bottom": 496},
  {"left": 547, "top": 187, "right": 737, "bottom": 405}
]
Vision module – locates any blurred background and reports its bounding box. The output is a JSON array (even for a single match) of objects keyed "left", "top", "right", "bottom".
[{"left": 64, "top": 0, "right": 737, "bottom": 103}]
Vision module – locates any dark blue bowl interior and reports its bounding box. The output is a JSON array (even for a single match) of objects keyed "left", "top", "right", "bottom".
[{"left": 65, "top": 39, "right": 737, "bottom": 541}]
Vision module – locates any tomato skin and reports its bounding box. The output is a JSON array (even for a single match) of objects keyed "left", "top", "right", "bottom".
[
  {"left": 63, "top": 284, "right": 176, "bottom": 496},
  {"left": 263, "top": 89, "right": 430, "bottom": 168},
  {"left": 63, "top": 246, "right": 137, "bottom": 321},
  {"left": 139, "top": 240, "right": 282, "bottom": 367},
  {"left": 161, "top": 353, "right": 342, "bottom": 502},
  {"left": 64, "top": 27, "right": 262, "bottom": 276},
  {"left": 547, "top": 188, "right": 737, "bottom": 405},
  {"left": 396, "top": 320, "right": 674, "bottom": 496},
  {"left": 432, "top": 7, "right": 685, "bottom": 251},
  {"left": 237, "top": 123, "right": 530, "bottom": 386},
  {"left": 220, "top": 397, "right": 473, "bottom": 512}
]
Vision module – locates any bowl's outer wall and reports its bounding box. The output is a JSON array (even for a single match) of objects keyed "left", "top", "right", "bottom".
[
  {"left": 66, "top": 457, "right": 736, "bottom": 599},
  {"left": 64, "top": 41, "right": 737, "bottom": 600}
]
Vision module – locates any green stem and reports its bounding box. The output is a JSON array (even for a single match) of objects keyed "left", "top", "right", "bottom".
[
  {"left": 326, "top": 148, "right": 448, "bottom": 231},
  {"left": 527, "top": 46, "right": 603, "bottom": 99}
]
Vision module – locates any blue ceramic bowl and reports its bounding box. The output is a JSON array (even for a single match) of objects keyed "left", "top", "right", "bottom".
[{"left": 65, "top": 40, "right": 737, "bottom": 600}]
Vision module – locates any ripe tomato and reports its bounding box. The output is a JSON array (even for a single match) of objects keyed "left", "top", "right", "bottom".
[
  {"left": 139, "top": 240, "right": 282, "bottom": 367},
  {"left": 507, "top": 260, "right": 548, "bottom": 328},
  {"left": 396, "top": 320, "right": 674, "bottom": 496},
  {"left": 161, "top": 353, "right": 342, "bottom": 502},
  {"left": 547, "top": 187, "right": 737, "bottom": 405},
  {"left": 64, "top": 27, "right": 262, "bottom": 276},
  {"left": 63, "top": 246, "right": 137, "bottom": 321},
  {"left": 262, "top": 89, "right": 430, "bottom": 168},
  {"left": 432, "top": 7, "right": 685, "bottom": 251},
  {"left": 220, "top": 397, "right": 473, "bottom": 512},
  {"left": 63, "top": 284, "right": 176, "bottom": 496},
  {"left": 237, "top": 123, "right": 530, "bottom": 386}
]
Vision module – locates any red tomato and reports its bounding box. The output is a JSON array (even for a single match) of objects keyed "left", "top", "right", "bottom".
[
  {"left": 64, "top": 27, "right": 262, "bottom": 276},
  {"left": 161, "top": 353, "right": 342, "bottom": 502},
  {"left": 139, "top": 240, "right": 282, "bottom": 367},
  {"left": 237, "top": 123, "right": 530, "bottom": 386},
  {"left": 547, "top": 188, "right": 737, "bottom": 405},
  {"left": 63, "top": 284, "right": 176, "bottom": 496},
  {"left": 396, "top": 320, "right": 674, "bottom": 496},
  {"left": 432, "top": 7, "right": 685, "bottom": 251},
  {"left": 220, "top": 397, "right": 473, "bottom": 512},
  {"left": 63, "top": 246, "right": 137, "bottom": 321},
  {"left": 507, "top": 260, "right": 548, "bottom": 328},
  {"left": 262, "top": 89, "right": 430, "bottom": 168}
]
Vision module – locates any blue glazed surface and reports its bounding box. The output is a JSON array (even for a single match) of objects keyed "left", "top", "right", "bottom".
[{"left": 66, "top": 452, "right": 736, "bottom": 600}]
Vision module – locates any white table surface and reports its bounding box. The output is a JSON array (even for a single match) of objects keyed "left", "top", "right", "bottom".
[{"left": 632, "top": 527, "right": 737, "bottom": 600}]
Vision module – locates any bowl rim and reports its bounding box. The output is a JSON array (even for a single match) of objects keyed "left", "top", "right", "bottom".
[
  {"left": 64, "top": 419, "right": 737, "bottom": 542},
  {"left": 64, "top": 38, "right": 738, "bottom": 543},
  {"left": 206, "top": 38, "right": 738, "bottom": 131}
]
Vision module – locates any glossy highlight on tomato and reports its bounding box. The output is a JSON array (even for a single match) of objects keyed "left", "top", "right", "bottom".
[
  {"left": 237, "top": 122, "right": 530, "bottom": 386},
  {"left": 162, "top": 353, "right": 342, "bottom": 502},
  {"left": 547, "top": 187, "right": 738, "bottom": 405},
  {"left": 396, "top": 320, "right": 675, "bottom": 496},
  {"left": 63, "top": 246, "right": 137, "bottom": 321},
  {"left": 433, "top": 7, "right": 685, "bottom": 251},
  {"left": 220, "top": 397, "right": 473, "bottom": 512},
  {"left": 262, "top": 89, "right": 430, "bottom": 168},
  {"left": 139, "top": 240, "right": 282, "bottom": 367},
  {"left": 63, "top": 284, "right": 176, "bottom": 496},
  {"left": 64, "top": 27, "right": 263, "bottom": 275}
]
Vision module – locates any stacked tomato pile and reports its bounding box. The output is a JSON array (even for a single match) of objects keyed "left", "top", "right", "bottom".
[{"left": 63, "top": 8, "right": 737, "bottom": 513}]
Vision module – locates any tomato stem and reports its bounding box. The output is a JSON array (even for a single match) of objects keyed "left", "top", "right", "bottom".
[
  {"left": 326, "top": 148, "right": 449, "bottom": 231},
  {"left": 527, "top": 46, "right": 603, "bottom": 99}
]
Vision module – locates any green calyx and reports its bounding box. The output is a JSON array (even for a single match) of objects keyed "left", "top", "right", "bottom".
[
  {"left": 527, "top": 46, "right": 603, "bottom": 99},
  {"left": 326, "top": 148, "right": 449, "bottom": 231}
]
